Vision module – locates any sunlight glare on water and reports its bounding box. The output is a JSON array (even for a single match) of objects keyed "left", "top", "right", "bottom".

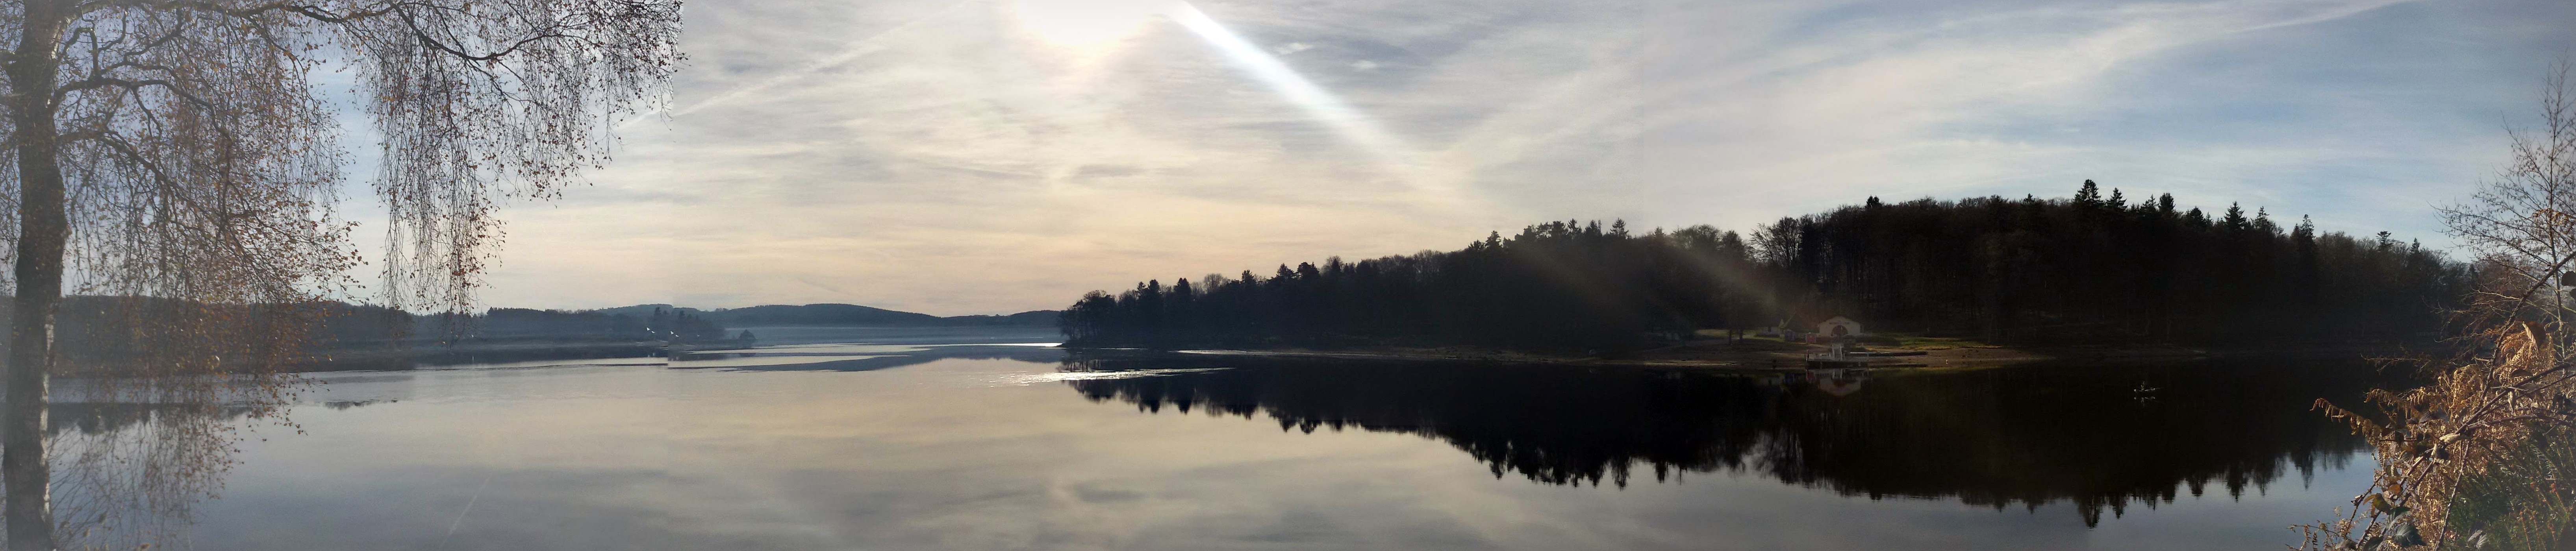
[{"left": 990, "top": 366, "right": 1235, "bottom": 386}]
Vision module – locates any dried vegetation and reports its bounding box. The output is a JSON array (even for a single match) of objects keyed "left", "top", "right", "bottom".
[{"left": 2304, "top": 63, "right": 2576, "bottom": 551}]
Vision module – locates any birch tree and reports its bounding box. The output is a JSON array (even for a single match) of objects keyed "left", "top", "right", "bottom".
[{"left": 0, "top": 1, "right": 682, "bottom": 548}]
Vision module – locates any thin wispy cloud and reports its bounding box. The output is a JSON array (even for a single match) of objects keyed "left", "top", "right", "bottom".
[{"left": 645, "top": 0, "right": 983, "bottom": 124}]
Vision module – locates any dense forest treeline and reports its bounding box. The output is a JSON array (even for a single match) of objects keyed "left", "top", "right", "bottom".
[
  {"left": 0, "top": 298, "right": 741, "bottom": 366},
  {"left": 50, "top": 299, "right": 1057, "bottom": 355},
  {"left": 1062, "top": 182, "right": 2468, "bottom": 351},
  {"left": 317, "top": 302, "right": 1055, "bottom": 346},
  {"left": 0, "top": 297, "right": 732, "bottom": 373},
  {"left": 6, "top": 298, "right": 1056, "bottom": 370}
]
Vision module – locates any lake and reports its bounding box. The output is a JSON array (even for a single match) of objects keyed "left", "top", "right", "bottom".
[{"left": 79, "top": 328, "right": 2390, "bottom": 550}]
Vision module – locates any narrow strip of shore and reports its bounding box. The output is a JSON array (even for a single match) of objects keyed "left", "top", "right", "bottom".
[{"left": 1078, "top": 339, "right": 2426, "bottom": 371}]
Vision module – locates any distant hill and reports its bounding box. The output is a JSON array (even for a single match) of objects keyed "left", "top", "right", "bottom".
[{"left": 593, "top": 303, "right": 1058, "bottom": 328}]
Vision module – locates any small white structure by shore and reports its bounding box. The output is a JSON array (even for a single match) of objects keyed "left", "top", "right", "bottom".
[{"left": 1817, "top": 316, "right": 1863, "bottom": 337}]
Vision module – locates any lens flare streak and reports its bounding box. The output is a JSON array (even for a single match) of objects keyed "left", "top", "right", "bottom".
[{"left": 1164, "top": 4, "right": 1420, "bottom": 173}]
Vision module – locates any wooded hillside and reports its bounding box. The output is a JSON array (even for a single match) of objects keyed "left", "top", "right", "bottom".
[{"left": 1061, "top": 182, "right": 2467, "bottom": 351}]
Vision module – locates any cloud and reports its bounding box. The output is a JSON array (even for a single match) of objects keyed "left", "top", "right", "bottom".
[{"left": 455, "top": 0, "right": 2574, "bottom": 314}]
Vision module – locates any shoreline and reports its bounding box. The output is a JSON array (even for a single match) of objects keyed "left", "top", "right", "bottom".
[
  {"left": 295, "top": 338, "right": 759, "bottom": 372},
  {"left": 1070, "top": 339, "right": 2435, "bottom": 372}
]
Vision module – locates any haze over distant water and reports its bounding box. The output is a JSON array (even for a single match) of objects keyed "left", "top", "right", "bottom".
[
  {"left": 418, "top": 0, "right": 2570, "bottom": 315},
  {"left": 591, "top": 303, "right": 1057, "bottom": 327}
]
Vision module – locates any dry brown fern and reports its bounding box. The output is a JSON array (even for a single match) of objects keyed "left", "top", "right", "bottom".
[
  {"left": 2303, "top": 61, "right": 2576, "bottom": 551},
  {"left": 2303, "top": 322, "right": 2576, "bottom": 549}
]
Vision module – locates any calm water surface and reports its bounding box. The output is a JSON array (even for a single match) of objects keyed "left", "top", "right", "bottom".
[{"left": 144, "top": 329, "right": 2383, "bottom": 550}]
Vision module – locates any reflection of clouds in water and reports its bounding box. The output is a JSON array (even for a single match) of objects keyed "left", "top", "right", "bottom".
[
  {"left": 69, "top": 327, "right": 2365, "bottom": 550},
  {"left": 408, "top": 359, "right": 669, "bottom": 372},
  {"left": 669, "top": 354, "right": 899, "bottom": 369},
  {"left": 688, "top": 344, "right": 1069, "bottom": 373},
  {"left": 170, "top": 355, "right": 2374, "bottom": 550},
  {"left": 747, "top": 342, "right": 1064, "bottom": 355},
  {"left": 991, "top": 368, "right": 1234, "bottom": 386}
]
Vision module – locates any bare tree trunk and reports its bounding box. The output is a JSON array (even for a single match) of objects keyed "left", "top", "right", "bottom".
[{"left": 4, "top": 1, "right": 71, "bottom": 548}]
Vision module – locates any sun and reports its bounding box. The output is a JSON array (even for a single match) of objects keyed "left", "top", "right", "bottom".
[{"left": 1011, "top": 0, "right": 1179, "bottom": 46}]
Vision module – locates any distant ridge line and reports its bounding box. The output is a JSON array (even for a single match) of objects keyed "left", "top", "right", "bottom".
[{"left": 587, "top": 303, "right": 1058, "bottom": 327}]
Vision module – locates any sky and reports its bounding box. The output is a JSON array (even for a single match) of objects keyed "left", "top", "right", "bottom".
[{"left": 406, "top": 0, "right": 2572, "bottom": 316}]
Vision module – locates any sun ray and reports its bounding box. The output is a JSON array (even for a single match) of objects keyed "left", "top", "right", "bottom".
[
  {"left": 641, "top": 0, "right": 1461, "bottom": 199},
  {"left": 1162, "top": 3, "right": 1433, "bottom": 186}
]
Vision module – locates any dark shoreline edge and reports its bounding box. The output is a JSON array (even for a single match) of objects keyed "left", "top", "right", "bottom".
[{"left": 1058, "top": 341, "right": 2442, "bottom": 372}]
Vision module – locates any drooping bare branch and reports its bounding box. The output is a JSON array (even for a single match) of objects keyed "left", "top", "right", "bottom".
[{"left": 0, "top": 0, "right": 681, "bottom": 547}]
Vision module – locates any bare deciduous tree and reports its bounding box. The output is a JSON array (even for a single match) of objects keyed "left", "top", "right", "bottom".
[
  {"left": 2305, "top": 61, "right": 2576, "bottom": 550},
  {"left": 0, "top": 0, "right": 682, "bottom": 548}
]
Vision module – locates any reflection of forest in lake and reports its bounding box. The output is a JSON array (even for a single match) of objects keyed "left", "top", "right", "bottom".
[
  {"left": 41, "top": 400, "right": 259, "bottom": 550},
  {"left": 1061, "top": 354, "right": 2393, "bottom": 526}
]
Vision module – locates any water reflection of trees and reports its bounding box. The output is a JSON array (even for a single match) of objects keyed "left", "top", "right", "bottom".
[
  {"left": 42, "top": 401, "right": 256, "bottom": 550},
  {"left": 1061, "top": 354, "right": 2387, "bottom": 526}
]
